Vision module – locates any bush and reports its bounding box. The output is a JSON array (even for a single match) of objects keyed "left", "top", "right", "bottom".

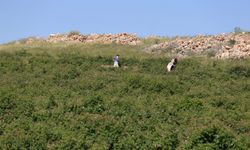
[
  {"left": 229, "top": 66, "right": 250, "bottom": 78},
  {"left": 0, "top": 94, "right": 16, "bottom": 112},
  {"left": 176, "top": 99, "right": 204, "bottom": 112},
  {"left": 228, "top": 39, "right": 236, "bottom": 46},
  {"left": 46, "top": 95, "right": 58, "bottom": 109},
  {"left": 83, "top": 95, "right": 105, "bottom": 114},
  {"left": 189, "top": 127, "right": 240, "bottom": 149},
  {"left": 67, "top": 31, "right": 81, "bottom": 37}
]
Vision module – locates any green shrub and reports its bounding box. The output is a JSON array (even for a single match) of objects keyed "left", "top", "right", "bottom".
[
  {"left": 67, "top": 31, "right": 81, "bottom": 37},
  {"left": 228, "top": 39, "right": 236, "bottom": 46},
  {"left": 229, "top": 66, "right": 250, "bottom": 78},
  {"left": 189, "top": 127, "right": 240, "bottom": 149},
  {"left": 0, "top": 94, "right": 16, "bottom": 112},
  {"left": 176, "top": 99, "right": 204, "bottom": 112},
  {"left": 83, "top": 95, "right": 105, "bottom": 114},
  {"left": 46, "top": 95, "right": 58, "bottom": 109}
]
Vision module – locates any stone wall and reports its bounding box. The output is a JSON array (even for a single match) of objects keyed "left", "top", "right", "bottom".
[{"left": 47, "top": 33, "right": 142, "bottom": 45}]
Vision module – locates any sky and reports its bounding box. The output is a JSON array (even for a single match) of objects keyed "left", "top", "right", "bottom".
[{"left": 0, "top": 0, "right": 250, "bottom": 44}]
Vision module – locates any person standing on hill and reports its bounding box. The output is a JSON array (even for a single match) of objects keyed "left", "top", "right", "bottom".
[
  {"left": 113, "top": 54, "right": 120, "bottom": 67},
  {"left": 167, "top": 58, "right": 178, "bottom": 72}
]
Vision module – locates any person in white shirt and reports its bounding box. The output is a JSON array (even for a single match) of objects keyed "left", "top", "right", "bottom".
[
  {"left": 167, "top": 58, "right": 178, "bottom": 72},
  {"left": 113, "top": 54, "right": 120, "bottom": 67}
]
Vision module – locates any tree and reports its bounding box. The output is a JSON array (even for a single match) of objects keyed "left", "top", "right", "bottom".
[{"left": 234, "top": 27, "right": 243, "bottom": 33}]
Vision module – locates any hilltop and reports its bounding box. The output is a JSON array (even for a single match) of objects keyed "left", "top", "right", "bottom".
[{"left": 2, "top": 31, "right": 250, "bottom": 59}]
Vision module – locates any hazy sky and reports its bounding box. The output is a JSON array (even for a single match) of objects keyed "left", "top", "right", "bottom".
[{"left": 1, "top": 0, "right": 250, "bottom": 43}]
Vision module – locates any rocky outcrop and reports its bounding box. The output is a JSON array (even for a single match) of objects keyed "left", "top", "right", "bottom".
[
  {"left": 145, "top": 33, "right": 250, "bottom": 59},
  {"left": 47, "top": 33, "right": 142, "bottom": 45},
  {"left": 216, "top": 33, "right": 250, "bottom": 59}
]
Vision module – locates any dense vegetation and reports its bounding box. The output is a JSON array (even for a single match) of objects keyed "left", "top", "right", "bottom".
[{"left": 0, "top": 43, "right": 250, "bottom": 149}]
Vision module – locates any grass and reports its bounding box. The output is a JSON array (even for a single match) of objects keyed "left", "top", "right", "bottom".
[
  {"left": 0, "top": 42, "right": 250, "bottom": 149},
  {"left": 140, "top": 36, "right": 170, "bottom": 45}
]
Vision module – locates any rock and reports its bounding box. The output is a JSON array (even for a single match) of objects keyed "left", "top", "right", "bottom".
[{"left": 224, "top": 46, "right": 231, "bottom": 50}]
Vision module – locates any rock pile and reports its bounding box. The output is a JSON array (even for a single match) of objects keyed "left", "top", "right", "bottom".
[
  {"left": 216, "top": 33, "right": 250, "bottom": 59},
  {"left": 47, "top": 33, "right": 141, "bottom": 45},
  {"left": 145, "top": 33, "right": 250, "bottom": 59}
]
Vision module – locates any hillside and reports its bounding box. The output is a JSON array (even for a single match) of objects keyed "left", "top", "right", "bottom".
[{"left": 0, "top": 36, "right": 250, "bottom": 149}]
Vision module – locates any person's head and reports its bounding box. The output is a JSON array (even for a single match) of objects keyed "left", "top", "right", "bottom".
[
  {"left": 173, "top": 58, "right": 178, "bottom": 65},
  {"left": 170, "top": 58, "right": 177, "bottom": 64}
]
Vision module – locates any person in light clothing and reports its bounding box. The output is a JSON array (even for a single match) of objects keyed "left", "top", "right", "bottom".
[
  {"left": 167, "top": 58, "right": 178, "bottom": 72},
  {"left": 113, "top": 54, "right": 120, "bottom": 67}
]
